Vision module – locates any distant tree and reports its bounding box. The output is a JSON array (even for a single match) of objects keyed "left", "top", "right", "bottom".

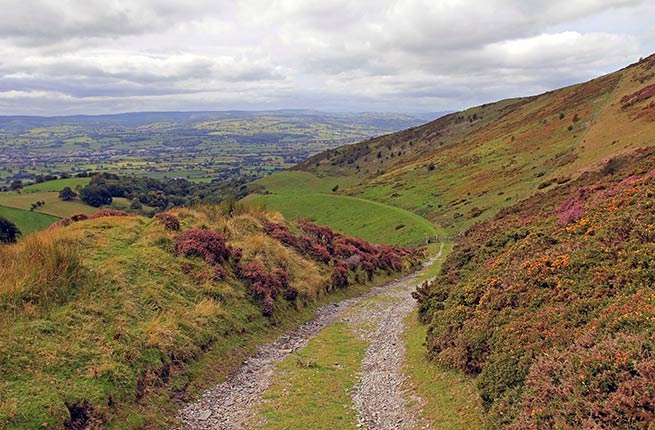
[
  {"left": 10, "top": 180, "right": 23, "bottom": 190},
  {"left": 79, "top": 184, "right": 112, "bottom": 207},
  {"left": 59, "top": 186, "right": 78, "bottom": 201},
  {"left": 427, "top": 162, "right": 436, "bottom": 171},
  {"left": 0, "top": 216, "right": 21, "bottom": 243},
  {"left": 332, "top": 185, "right": 339, "bottom": 192},
  {"left": 559, "top": 113, "right": 565, "bottom": 120}
]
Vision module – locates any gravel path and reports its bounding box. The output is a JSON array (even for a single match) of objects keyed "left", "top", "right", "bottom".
[
  {"left": 179, "top": 244, "right": 443, "bottom": 430},
  {"left": 350, "top": 242, "right": 443, "bottom": 430}
]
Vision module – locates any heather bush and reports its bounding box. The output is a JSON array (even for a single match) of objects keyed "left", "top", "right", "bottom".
[
  {"left": 237, "top": 261, "right": 291, "bottom": 316},
  {"left": 48, "top": 213, "right": 89, "bottom": 230},
  {"left": 88, "top": 209, "right": 131, "bottom": 219},
  {"left": 331, "top": 261, "right": 349, "bottom": 288},
  {"left": 154, "top": 212, "right": 181, "bottom": 231},
  {"left": 417, "top": 148, "right": 655, "bottom": 429},
  {"left": 175, "top": 229, "right": 232, "bottom": 265}
]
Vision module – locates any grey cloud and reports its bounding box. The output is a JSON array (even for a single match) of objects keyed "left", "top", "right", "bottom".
[{"left": 0, "top": 0, "right": 651, "bottom": 115}]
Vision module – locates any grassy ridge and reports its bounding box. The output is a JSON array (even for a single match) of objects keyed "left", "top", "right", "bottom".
[
  {"left": 0, "top": 205, "right": 59, "bottom": 235},
  {"left": 246, "top": 171, "right": 442, "bottom": 246},
  {"left": 0, "top": 205, "right": 418, "bottom": 429}
]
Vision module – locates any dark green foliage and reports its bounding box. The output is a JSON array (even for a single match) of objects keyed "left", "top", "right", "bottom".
[
  {"left": 58, "top": 186, "right": 77, "bottom": 201},
  {"left": 0, "top": 215, "right": 21, "bottom": 243},
  {"left": 78, "top": 172, "right": 257, "bottom": 210}
]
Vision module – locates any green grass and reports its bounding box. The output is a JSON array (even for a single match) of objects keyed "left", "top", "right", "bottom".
[
  {"left": 0, "top": 205, "right": 59, "bottom": 235},
  {"left": 404, "top": 310, "right": 484, "bottom": 429},
  {"left": 247, "top": 171, "right": 442, "bottom": 247},
  {"left": 254, "top": 322, "right": 365, "bottom": 430},
  {"left": 0, "top": 191, "right": 96, "bottom": 218},
  {"left": 21, "top": 178, "right": 90, "bottom": 193},
  {"left": 254, "top": 171, "right": 360, "bottom": 194}
]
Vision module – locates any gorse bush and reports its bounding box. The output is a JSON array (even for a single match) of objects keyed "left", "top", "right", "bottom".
[{"left": 416, "top": 147, "right": 655, "bottom": 429}]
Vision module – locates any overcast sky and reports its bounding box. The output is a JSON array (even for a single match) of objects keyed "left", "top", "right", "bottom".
[{"left": 0, "top": 0, "right": 653, "bottom": 116}]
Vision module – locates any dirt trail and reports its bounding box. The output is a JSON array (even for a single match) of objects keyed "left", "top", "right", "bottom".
[{"left": 180, "top": 244, "right": 443, "bottom": 430}]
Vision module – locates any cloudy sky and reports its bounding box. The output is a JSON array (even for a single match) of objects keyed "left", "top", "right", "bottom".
[{"left": 0, "top": 0, "right": 653, "bottom": 115}]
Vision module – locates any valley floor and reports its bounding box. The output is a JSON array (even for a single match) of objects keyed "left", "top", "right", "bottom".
[{"left": 179, "top": 243, "right": 480, "bottom": 430}]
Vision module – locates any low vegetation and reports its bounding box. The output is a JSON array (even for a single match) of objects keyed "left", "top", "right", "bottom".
[
  {"left": 254, "top": 322, "right": 366, "bottom": 430},
  {"left": 0, "top": 203, "right": 418, "bottom": 429},
  {"left": 415, "top": 147, "right": 655, "bottom": 429}
]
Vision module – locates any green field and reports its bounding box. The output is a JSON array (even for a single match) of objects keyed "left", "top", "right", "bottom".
[
  {"left": 246, "top": 172, "right": 442, "bottom": 247},
  {"left": 21, "top": 178, "right": 90, "bottom": 193},
  {"left": 0, "top": 205, "right": 59, "bottom": 235},
  {"left": 0, "top": 191, "right": 96, "bottom": 218}
]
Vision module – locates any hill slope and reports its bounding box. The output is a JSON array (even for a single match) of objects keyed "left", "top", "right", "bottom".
[
  {"left": 295, "top": 54, "right": 655, "bottom": 232},
  {"left": 0, "top": 206, "right": 418, "bottom": 429},
  {"left": 415, "top": 146, "right": 655, "bottom": 429}
]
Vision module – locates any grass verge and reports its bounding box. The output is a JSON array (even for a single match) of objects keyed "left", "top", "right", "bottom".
[
  {"left": 404, "top": 310, "right": 484, "bottom": 429},
  {"left": 253, "top": 322, "right": 366, "bottom": 430}
]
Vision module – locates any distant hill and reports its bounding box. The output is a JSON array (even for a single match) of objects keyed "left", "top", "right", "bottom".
[
  {"left": 295, "top": 54, "right": 655, "bottom": 232},
  {"left": 0, "top": 109, "right": 442, "bottom": 131}
]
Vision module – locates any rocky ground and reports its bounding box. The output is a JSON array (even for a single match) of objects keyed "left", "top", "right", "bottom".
[{"left": 180, "top": 245, "right": 443, "bottom": 430}]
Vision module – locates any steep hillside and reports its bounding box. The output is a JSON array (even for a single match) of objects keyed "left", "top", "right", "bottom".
[
  {"left": 0, "top": 206, "right": 418, "bottom": 429},
  {"left": 414, "top": 147, "right": 655, "bottom": 429},
  {"left": 295, "top": 54, "right": 655, "bottom": 232}
]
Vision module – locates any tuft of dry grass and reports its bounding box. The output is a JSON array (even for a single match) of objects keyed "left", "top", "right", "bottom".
[{"left": 0, "top": 231, "right": 86, "bottom": 315}]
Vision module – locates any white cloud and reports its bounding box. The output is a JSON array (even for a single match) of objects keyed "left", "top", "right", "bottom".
[{"left": 0, "top": 0, "right": 651, "bottom": 114}]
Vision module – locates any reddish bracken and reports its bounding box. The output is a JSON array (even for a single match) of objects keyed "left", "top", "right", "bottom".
[
  {"left": 154, "top": 212, "right": 181, "bottom": 231},
  {"left": 48, "top": 213, "right": 90, "bottom": 230},
  {"left": 237, "top": 261, "right": 291, "bottom": 316},
  {"left": 88, "top": 209, "right": 131, "bottom": 219},
  {"left": 175, "top": 229, "right": 232, "bottom": 265}
]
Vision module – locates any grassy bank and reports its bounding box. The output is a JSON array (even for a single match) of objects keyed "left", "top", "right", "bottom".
[
  {"left": 0, "top": 205, "right": 418, "bottom": 429},
  {"left": 247, "top": 171, "right": 443, "bottom": 247}
]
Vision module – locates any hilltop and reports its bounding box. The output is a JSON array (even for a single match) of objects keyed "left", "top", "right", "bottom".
[{"left": 293, "top": 54, "right": 655, "bottom": 232}]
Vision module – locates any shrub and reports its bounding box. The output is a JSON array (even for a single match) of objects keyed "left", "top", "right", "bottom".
[
  {"left": 237, "top": 261, "right": 291, "bottom": 316},
  {"left": 0, "top": 216, "right": 21, "bottom": 243},
  {"left": 89, "top": 209, "right": 130, "bottom": 219},
  {"left": 154, "top": 213, "right": 180, "bottom": 231},
  {"left": 175, "top": 229, "right": 232, "bottom": 265},
  {"left": 331, "top": 261, "right": 349, "bottom": 288}
]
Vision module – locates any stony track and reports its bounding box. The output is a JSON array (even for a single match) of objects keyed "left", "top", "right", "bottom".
[{"left": 180, "top": 243, "right": 443, "bottom": 430}]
